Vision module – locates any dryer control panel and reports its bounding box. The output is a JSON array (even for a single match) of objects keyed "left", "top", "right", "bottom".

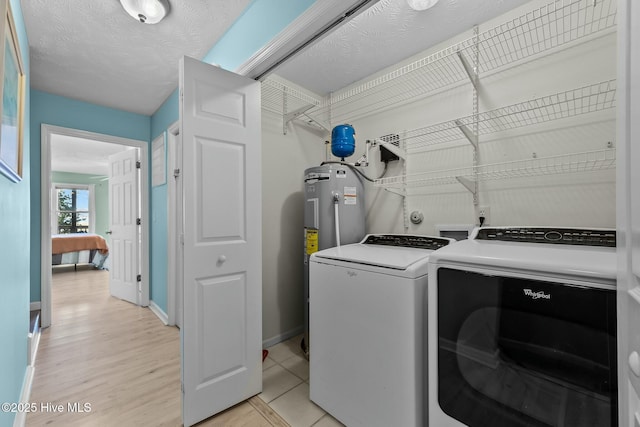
[
  {"left": 361, "top": 234, "right": 451, "bottom": 250},
  {"left": 475, "top": 227, "right": 616, "bottom": 247}
]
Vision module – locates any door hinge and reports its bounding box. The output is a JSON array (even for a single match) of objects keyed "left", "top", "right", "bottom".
[
  {"left": 136, "top": 218, "right": 141, "bottom": 225},
  {"left": 173, "top": 168, "right": 180, "bottom": 178},
  {"left": 137, "top": 274, "right": 142, "bottom": 282},
  {"left": 136, "top": 161, "right": 141, "bottom": 169}
]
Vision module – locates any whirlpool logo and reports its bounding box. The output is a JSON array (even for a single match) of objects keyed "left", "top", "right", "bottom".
[
  {"left": 523, "top": 289, "right": 551, "bottom": 300},
  {"left": 347, "top": 271, "right": 357, "bottom": 278}
]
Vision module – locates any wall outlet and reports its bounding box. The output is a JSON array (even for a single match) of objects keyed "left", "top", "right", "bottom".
[
  {"left": 479, "top": 205, "right": 490, "bottom": 225},
  {"left": 409, "top": 210, "right": 424, "bottom": 224}
]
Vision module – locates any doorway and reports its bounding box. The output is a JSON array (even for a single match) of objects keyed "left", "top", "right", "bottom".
[{"left": 39, "top": 124, "right": 150, "bottom": 328}]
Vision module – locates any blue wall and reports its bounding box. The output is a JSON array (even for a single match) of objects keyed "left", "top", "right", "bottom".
[
  {"left": 148, "top": 90, "right": 177, "bottom": 312},
  {"left": 150, "top": 0, "right": 316, "bottom": 136},
  {"left": 29, "top": 91, "right": 150, "bottom": 302},
  {"left": 0, "top": 3, "right": 319, "bottom": 424},
  {"left": 202, "top": 0, "right": 315, "bottom": 70},
  {"left": 28, "top": 0, "right": 318, "bottom": 312},
  {"left": 150, "top": 131, "right": 168, "bottom": 312},
  {"left": 148, "top": 0, "right": 316, "bottom": 313},
  {"left": 1, "top": 2, "right": 30, "bottom": 425}
]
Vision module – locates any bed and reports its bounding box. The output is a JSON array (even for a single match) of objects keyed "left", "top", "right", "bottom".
[{"left": 52, "top": 233, "right": 109, "bottom": 270}]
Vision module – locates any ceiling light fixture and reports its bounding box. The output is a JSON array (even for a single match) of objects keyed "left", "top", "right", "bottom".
[
  {"left": 119, "top": 0, "right": 170, "bottom": 24},
  {"left": 407, "top": 0, "right": 439, "bottom": 11}
]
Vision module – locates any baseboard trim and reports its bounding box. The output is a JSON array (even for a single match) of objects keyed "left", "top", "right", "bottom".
[
  {"left": 13, "top": 365, "right": 35, "bottom": 427},
  {"left": 149, "top": 300, "right": 168, "bottom": 325},
  {"left": 29, "top": 301, "right": 41, "bottom": 311},
  {"left": 262, "top": 325, "right": 304, "bottom": 349}
]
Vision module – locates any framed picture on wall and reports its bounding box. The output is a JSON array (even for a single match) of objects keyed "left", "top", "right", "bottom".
[{"left": 0, "top": 0, "right": 25, "bottom": 183}]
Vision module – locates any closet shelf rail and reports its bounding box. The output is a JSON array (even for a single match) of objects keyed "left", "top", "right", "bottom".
[
  {"left": 402, "top": 79, "right": 617, "bottom": 153},
  {"left": 300, "top": 0, "right": 616, "bottom": 125},
  {"left": 374, "top": 148, "right": 616, "bottom": 190}
]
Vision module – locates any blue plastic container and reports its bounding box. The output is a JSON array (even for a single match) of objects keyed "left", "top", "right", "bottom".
[{"left": 331, "top": 124, "right": 356, "bottom": 159}]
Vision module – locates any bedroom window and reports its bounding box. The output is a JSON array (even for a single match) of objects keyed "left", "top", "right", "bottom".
[{"left": 54, "top": 184, "right": 94, "bottom": 234}]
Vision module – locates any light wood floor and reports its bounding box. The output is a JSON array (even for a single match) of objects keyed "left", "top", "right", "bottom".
[{"left": 27, "top": 266, "right": 288, "bottom": 426}]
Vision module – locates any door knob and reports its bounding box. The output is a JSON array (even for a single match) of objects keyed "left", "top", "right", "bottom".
[
  {"left": 217, "top": 255, "right": 227, "bottom": 264},
  {"left": 106, "top": 230, "right": 112, "bottom": 235}
]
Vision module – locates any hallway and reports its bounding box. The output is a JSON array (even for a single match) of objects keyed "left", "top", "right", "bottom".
[{"left": 26, "top": 267, "right": 287, "bottom": 426}]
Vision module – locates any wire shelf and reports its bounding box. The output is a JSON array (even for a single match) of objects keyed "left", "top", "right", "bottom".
[
  {"left": 403, "top": 79, "right": 616, "bottom": 152},
  {"left": 261, "top": 78, "right": 322, "bottom": 116},
  {"left": 469, "top": 0, "right": 616, "bottom": 75},
  {"left": 476, "top": 148, "right": 615, "bottom": 180},
  {"left": 302, "top": 0, "right": 616, "bottom": 125},
  {"left": 314, "top": 46, "right": 469, "bottom": 124},
  {"left": 374, "top": 148, "right": 615, "bottom": 190},
  {"left": 373, "top": 164, "right": 474, "bottom": 189}
]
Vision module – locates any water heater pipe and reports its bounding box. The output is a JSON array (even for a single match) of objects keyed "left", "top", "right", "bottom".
[
  {"left": 354, "top": 140, "right": 371, "bottom": 166},
  {"left": 333, "top": 192, "right": 341, "bottom": 247}
]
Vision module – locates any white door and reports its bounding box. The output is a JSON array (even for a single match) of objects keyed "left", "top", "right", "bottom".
[
  {"left": 618, "top": 0, "right": 640, "bottom": 425},
  {"left": 108, "top": 148, "right": 140, "bottom": 305},
  {"left": 179, "top": 55, "right": 262, "bottom": 427}
]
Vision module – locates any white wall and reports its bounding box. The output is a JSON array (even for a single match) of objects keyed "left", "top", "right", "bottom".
[
  {"left": 344, "top": 0, "right": 617, "bottom": 236},
  {"left": 262, "top": 0, "right": 617, "bottom": 345},
  {"left": 261, "top": 109, "right": 326, "bottom": 346}
]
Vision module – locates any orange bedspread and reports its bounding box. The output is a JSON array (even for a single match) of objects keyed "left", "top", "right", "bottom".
[{"left": 52, "top": 234, "right": 109, "bottom": 255}]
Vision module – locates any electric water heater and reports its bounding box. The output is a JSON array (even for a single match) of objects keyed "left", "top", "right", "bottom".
[{"left": 302, "top": 163, "right": 365, "bottom": 357}]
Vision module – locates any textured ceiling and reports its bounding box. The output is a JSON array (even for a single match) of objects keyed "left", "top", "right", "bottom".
[
  {"left": 22, "top": 0, "right": 252, "bottom": 115},
  {"left": 275, "top": 0, "right": 531, "bottom": 95},
  {"left": 32, "top": 0, "right": 531, "bottom": 173},
  {"left": 51, "top": 135, "right": 130, "bottom": 176}
]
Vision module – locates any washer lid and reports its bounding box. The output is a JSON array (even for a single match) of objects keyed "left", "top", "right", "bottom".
[
  {"left": 429, "top": 237, "right": 616, "bottom": 286},
  {"left": 312, "top": 243, "right": 435, "bottom": 271}
]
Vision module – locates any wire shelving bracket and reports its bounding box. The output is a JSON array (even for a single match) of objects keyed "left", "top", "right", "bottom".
[
  {"left": 401, "top": 79, "right": 616, "bottom": 154},
  {"left": 261, "top": 0, "right": 616, "bottom": 135},
  {"left": 290, "top": 0, "right": 617, "bottom": 125},
  {"left": 261, "top": 78, "right": 325, "bottom": 135},
  {"left": 456, "top": 51, "right": 478, "bottom": 90}
]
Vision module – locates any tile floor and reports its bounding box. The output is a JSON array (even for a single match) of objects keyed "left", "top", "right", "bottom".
[{"left": 261, "top": 335, "right": 344, "bottom": 427}]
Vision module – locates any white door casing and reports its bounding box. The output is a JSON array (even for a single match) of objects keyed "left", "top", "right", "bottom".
[
  {"left": 179, "top": 56, "right": 262, "bottom": 426},
  {"left": 167, "top": 121, "right": 182, "bottom": 328},
  {"left": 40, "top": 125, "right": 149, "bottom": 328},
  {"left": 617, "top": 0, "right": 640, "bottom": 425},
  {"left": 108, "top": 148, "right": 141, "bottom": 305}
]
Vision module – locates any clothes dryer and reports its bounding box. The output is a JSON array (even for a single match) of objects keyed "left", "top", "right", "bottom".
[{"left": 427, "top": 227, "right": 617, "bottom": 427}]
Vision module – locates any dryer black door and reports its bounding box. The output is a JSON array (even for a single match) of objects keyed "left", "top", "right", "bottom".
[{"left": 436, "top": 267, "right": 617, "bottom": 427}]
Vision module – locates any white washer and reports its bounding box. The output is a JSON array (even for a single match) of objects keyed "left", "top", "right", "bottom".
[{"left": 309, "top": 234, "right": 453, "bottom": 427}]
